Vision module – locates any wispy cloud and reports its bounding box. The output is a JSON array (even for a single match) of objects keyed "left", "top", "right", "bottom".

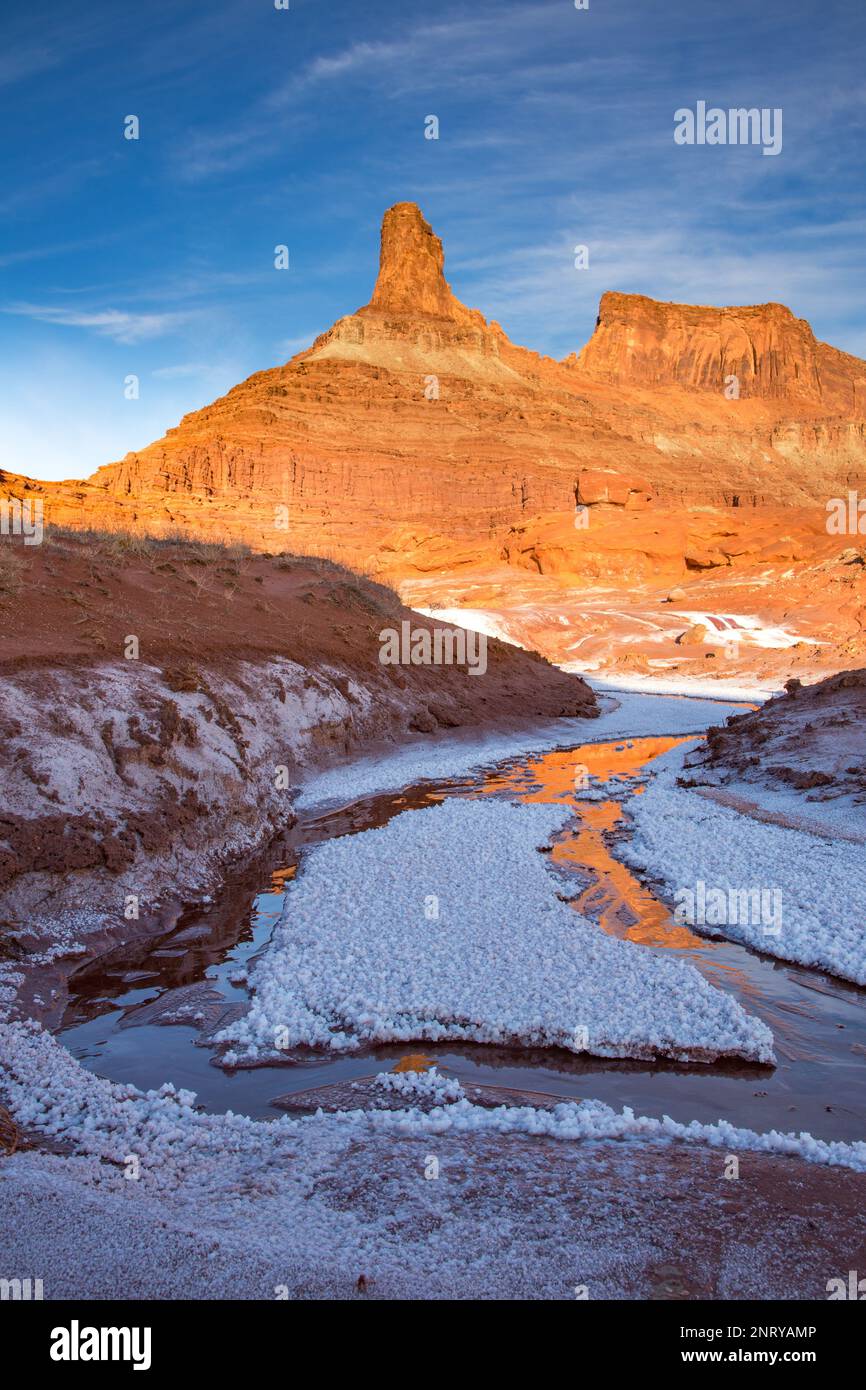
[
  {"left": 2, "top": 0, "right": 865, "bottom": 480},
  {"left": 276, "top": 334, "right": 316, "bottom": 358},
  {"left": 4, "top": 303, "right": 189, "bottom": 344},
  {"left": 151, "top": 361, "right": 223, "bottom": 379},
  {"left": 0, "top": 233, "right": 119, "bottom": 270},
  {"left": 0, "top": 43, "right": 64, "bottom": 89},
  {"left": 172, "top": 3, "right": 577, "bottom": 181},
  {"left": 0, "top": 159, "right": 109, "bottom": 219}
]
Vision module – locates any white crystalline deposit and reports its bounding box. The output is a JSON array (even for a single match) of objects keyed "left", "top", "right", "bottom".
[
  {"left": 621, "top": 744, "right": 866, "bottom": 985},
  {"left": 374, "top": 1067, "right": 465, "bottom": 1104},
  {"left": 296, "top": 688, "right": 747, "bottom": 809},
  {"left": 3, "top": 1032, "right": 866, "bottom": 1304},
  {"left": 362, "top": 1092, "right": 866, "bottom": 1172},
  {"left": 216, "top": 798, "right": 773, "bottom": 1064},
  {"left": 0, "top": 656, "right": 369, "bottom": 922},
  {"left": 1, "top": 1026, "right": 861, "bottom": 1186}
]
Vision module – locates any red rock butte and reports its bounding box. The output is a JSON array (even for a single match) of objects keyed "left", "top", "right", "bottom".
[{"left": 3, "top": 200, "right": 866, "bottom": 590}]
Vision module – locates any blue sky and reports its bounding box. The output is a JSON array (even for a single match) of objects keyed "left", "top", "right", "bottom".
[{"left": 1, "top": 0, "right": 864, "bottom": 481}]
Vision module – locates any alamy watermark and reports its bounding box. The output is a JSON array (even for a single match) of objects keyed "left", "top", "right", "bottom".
[
  {"left": 674, "top": 102, "right": 782, "bottom": 157},
  {"left": 826, "top": 490, "right": 866, "bottom": 536},
  {"left": 0, "top": 497, "right": 43, "bottom": 544},
  {"left": 379, "top": 620, "right": 487, "bottom": 676},
  {"left": 827, "top": 1270, "right": 866, "bottom": 1300},
  {"left": 50, "top": 1322, "right": 152, "bottom": 1370},
  {"left": 1, "top": 1276, "right": 43, "bottom": 1300},
  {"left": 674, "top": 880, "right": 782, "bottom": 937}
]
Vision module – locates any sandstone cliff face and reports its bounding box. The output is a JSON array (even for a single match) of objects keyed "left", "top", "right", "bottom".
[
  {"left": 5, "top": 202, "right": 866, "bottom": 577},
  {"left": 310, "top": 201, "right": 516, "bottom": 382},
  {"left": 574, "top": 292, "right": 866, "bottom": 412}
]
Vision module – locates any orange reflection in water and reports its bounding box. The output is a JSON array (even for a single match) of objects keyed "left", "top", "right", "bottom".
[
  {"left": 392, "top": 1053, "right": 438, "bottom": 1073},
  {"left": 480, "top": 737, "right": 705, "bottom": 949}
]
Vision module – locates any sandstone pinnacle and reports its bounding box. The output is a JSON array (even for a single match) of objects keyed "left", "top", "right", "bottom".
[{"left": 364, "top": 201, "right": 471, "bottom": 321}]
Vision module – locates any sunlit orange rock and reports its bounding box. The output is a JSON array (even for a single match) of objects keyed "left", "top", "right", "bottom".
[
  {"left": 574, "top": 290, "right": 866, "bottom": 410},
  {"left": 3, "top": 200, "right": 865, "bottom": 682}
]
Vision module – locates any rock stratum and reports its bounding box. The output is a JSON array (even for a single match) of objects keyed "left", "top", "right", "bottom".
[
  {"left": 574, "top": 291, "right": 866, "bottom": 411},
  {"left": 4, "top": 200, "right": 866, "bottom": 682}
]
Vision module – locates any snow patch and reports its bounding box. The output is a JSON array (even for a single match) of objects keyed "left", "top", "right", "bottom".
[{"left": 412, "top": 606, "right": 524, "bottom": 647}]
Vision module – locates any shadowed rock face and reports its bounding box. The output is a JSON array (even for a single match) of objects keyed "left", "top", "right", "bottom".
[
  {"left": 684, "top": 668, "right": 866, "bottom": 812},
  {"left": 3, "top": 201, "right": 866, "bottom": 673}
]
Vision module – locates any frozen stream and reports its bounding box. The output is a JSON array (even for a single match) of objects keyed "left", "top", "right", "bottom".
[{"left": 59, "top": 693, "right": 866, "bottom": 1141}]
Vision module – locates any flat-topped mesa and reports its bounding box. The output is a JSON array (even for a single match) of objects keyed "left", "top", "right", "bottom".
[{"left": 573, "top": 290, "right": 865, "bottom": 411}]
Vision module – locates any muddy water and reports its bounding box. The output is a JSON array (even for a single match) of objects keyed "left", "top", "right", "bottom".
[{"left": 60, "top": 733, "right": 866, "bottom": 1141}]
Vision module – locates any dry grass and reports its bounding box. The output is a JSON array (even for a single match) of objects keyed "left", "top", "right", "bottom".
[
  {"left": 42, "top": 525, "right": 400, "bottom": 610},
  {"left": 46, "top": 524, "right": 253, "bottom": 568},
  {"left": 179, "top": 562, "right": 216, "bottom": 597},
  {"left": 0, "top": 1105, "right": 22, "bottom": 1155},
  {"left": 289, "top": 552, "right": 403, "bottom": 607}
]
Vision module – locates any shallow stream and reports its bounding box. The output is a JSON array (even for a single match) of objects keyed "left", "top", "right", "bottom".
[{"left": 59, "top": 712, "right": 866, "bottom": 1141}]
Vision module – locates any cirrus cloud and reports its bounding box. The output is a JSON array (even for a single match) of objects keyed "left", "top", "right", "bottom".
[{"left": 3, "top": 303, "right": 190, "bottom": 344}]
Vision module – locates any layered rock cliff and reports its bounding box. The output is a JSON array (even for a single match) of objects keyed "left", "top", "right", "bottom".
[
  {"left": 4, "top": 202, "right": 866, "bottom": 577},
  {"left": 574, "top": 291, "right": 866, "bottom": 411}
]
